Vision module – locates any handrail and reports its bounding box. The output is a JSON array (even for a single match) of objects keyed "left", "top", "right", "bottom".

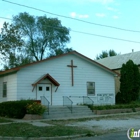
[
  {"left": 63, "top": 96, "right": 73, "bottom": 113},
  {"left": 40, "top": 96, "right": 50, "bottom": 115},
  {"left": 83, "top": 96, "right": 94, "bottom": 107}
]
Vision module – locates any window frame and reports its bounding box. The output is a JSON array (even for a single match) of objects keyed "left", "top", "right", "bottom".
[
  {"left": 87, "top": 82, "right": 95, "bottom": 96},
  {"left": 3, "top": 82, "right": 7, "bottom": 97}
]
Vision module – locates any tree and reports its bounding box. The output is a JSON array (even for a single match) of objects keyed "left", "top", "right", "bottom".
[
  {"left": 13, "top": 12, "right": 70, "bottom": 61},
  {"left": 3, "top": 53, "right": 33, "bottom": 70},
  {"left": 48, "top": 48, "right": 73, "bottom": 57},
  {"left": 116, "top": 60, "right": 140, "bottom": 104},
  {"left": 0, "top": 22, "right": 23, "bottom": 60},
  {"left": 0, "top": 12, "right": 71, "bottom": 69},
  {"left": 0, "top": 22, "right": 34, "bottom": 70},
  {"left": 96, "top": 49, "right": 118, "bottom": 60}
]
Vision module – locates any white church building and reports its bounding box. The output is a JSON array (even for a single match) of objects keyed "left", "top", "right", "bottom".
[{"left": 0, "top": 51, "right": 118, "bottom": 105}]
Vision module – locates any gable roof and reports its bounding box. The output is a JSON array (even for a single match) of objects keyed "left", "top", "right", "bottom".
[
  {"left": 32, "top": 74, "right": 60, "bottom": 87},
  {"left": 0, "top": 51, "right": 119, "bottom": 76},
  {"left": 96, "top": 51, "right": 140, "bottom": 70},
  {"left": 32, "top": 73, "right": 60, "bottom": 91}
]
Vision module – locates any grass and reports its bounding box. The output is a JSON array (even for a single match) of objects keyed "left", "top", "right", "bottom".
[
  {"left": 0, "top": 122, "right": 93, "bottom": 137},
  {"left": 86, "top": 100, "right": 140, "bottom": 111},
  {"left": 0, "top": 117, "right": 13, "bottom": 123},
  {"left": 0, "top": 104, "right": 140, "bottom": 138},
  {"left": 0, "top": 112, "right": 140, "bottom": 137},
  {"left": 43, "top": 118, "right": 94, "bottom": 125}
]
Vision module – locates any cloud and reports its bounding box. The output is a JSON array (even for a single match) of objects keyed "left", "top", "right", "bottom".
[
  {"left": 95, "top": 13, "right": 106, "bottom": 17},
  {"left": 78, "top": 14, "right": 89, "bottom": 18},
  {"left": 112, "top": 15, "right": 119, "bottom": 19},
  {"left": 70, "top": 12, "right": 77, "bottom": 18},
  {"left": 106, "top": 7, "right": 117, "bottom": 12},
  {"left": 70, "top": 12, "right": 89, "bottom": 18},
  {"left": 89, "top": 0, "right": 114, "bottom": 4}
]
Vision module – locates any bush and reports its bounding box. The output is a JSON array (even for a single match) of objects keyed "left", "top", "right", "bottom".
[
  {"left": 26, "top": 102, "right": 46, "bottom": 115},
  {"left": 116, "top": 92, "right": 123, "bottom": 104},
  {"left": 88, "top": 101, "right": 140, "bottom": 110},
  {"left": 0, "top": 100, "right": 34, "bottom": 119},
  {"left": 119, "top": 60, "right": 140, "bottom": 104}
]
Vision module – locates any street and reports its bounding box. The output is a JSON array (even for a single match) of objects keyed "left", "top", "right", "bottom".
[{"left": 73, "top": 131, "right": 128, "bottom": 140}]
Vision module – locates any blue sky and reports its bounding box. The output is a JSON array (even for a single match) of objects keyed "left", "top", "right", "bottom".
[{"left": 0, "top": 0, "right": 140, "bottom": 61}]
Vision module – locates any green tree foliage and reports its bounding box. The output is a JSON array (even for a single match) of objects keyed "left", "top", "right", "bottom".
[
  {"left": 0, "top": 12, "right": 71, "bottom": 69},
  {"left": 116, "top": 60, "right": 140, "bottom": 104},
  {"left": 13, "top": 12, "right": 71, "bottom": 61},
  {"left": 96, "top": 49, "right": 118, "bottom": 60},
  {"left": 0, "top": 22, "right": 24, "bottom": 66},
  {"left": 3, "top": 53, "right": 33, "bottom": 70},
  {"left": 0, "top": 22, "right": 23, "bottom": 56},
  {"left": 48, "top": 48, "right": 73, "bottom": 57},
  {"left": 0, "top": 22, "right": 32, "bottom": 69}
]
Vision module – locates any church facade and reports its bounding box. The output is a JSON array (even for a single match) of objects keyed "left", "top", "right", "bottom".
[{"left": 0, "top": 51, "right": 118, "bottom": 105}]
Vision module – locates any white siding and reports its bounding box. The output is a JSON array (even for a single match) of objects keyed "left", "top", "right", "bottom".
[
  {"left": 0, "top": 73, "right": 17, "bottom": 102},
  {"left": 16, "top": 54, "right": 115, "bottom": 105}
]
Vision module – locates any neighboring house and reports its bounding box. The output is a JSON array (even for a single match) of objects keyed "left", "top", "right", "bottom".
[
  {"left": 0, "top": 51, "right": 118, "bottom": 105},
  {"left": 96, "top": 51, "right": 140, "bottom": 94}
]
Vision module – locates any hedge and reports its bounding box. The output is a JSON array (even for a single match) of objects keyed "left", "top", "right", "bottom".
[
  {"left": 0, "top": 100, "right": 34, "bottom": 119},
  {"left": 88, "top": 101, "right": 140, "bottom": 110}
]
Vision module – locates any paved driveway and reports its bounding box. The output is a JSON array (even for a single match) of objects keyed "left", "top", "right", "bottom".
[
  {"left": 67, "top": 113, "right": 140, "bottom": 140},
  {"left": 73, "top": 131, "right": 128, "bottom": 140},
  {"left": 68, "top": 113, "right": 140, "bottom": 131}
]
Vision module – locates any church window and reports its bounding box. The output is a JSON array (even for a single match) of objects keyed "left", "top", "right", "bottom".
[
  {"left": 46, "top": 87, "right": 50, "bottom": 91},
  {"left": 39, "top": 86, "right": 42, "bottom": 91},
  {"left": 3, "top": 82, "right": 7, "bottom": 97},
  {"left": 87, "top": 82, "right": 95, "bottom": 95}
]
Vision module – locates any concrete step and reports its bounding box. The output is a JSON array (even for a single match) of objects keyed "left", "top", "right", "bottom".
[
  {"left": 45, "top": 110, "right": 92, "bottom": 115},
  {"left": 45, "top": 109, "right": 92, "bottom": 115},
  {"left": 44, "top": 111, "right": 93, "bottom": 116},
  {"left": 47, "top": 108, "right": 92, "bottom": 112},
  {"left": 43, "top": 112, "right": 94, "bottom": 119},
  {"left": 43, "top": 105, "right": 94, "bottom": 119},
  {"left": 43, "top": 114, "right": 93, "bottom": 119}
]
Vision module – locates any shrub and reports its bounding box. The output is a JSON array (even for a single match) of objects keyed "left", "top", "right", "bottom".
[
  {"left": 88, "top": 101, "right": 140, "bottom": 111},
  {"left": 0, "top": 100, "right": 34, "bottom": 119},
  {"left": 116, "top": 92, "right": 123, "bottom": 104},
  {"left": 26, "top": 102, "right": 46, "bottom": 115},
  {"left": 119, "top": 60, "right": 140, "bottom": 104}
]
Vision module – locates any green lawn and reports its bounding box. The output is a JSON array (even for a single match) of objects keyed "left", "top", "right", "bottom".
[
  {"left": 0, "top": 117, "right": 13, "bottom": 123},
  {"left": 0, "top": 123, "right": 93, "bottom": 137}
]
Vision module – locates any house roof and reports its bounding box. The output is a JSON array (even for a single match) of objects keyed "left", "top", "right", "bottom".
[
  {"left": 0, "top": 51, "right": 119, "bottom": 76},
  {"left": 96, "top": 51, "right": 140, "bottom": 70}
]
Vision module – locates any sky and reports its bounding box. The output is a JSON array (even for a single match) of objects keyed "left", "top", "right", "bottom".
[{"left": 0, "top": 0, "right": 140, "bottom": 61}]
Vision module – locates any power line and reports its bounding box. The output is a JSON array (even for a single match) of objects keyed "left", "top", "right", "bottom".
[
  {"left": 0, "top": 16, "right": 11, "bottom": 20},
  {"left": 0, "top": 16, "right": 140, "bottom": 44},
  {"left": 2, "top": 0, "right": 140, "bottom": 33},
  {"left": 71, "top": 30, "right": 140, "bottom": 44}
]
